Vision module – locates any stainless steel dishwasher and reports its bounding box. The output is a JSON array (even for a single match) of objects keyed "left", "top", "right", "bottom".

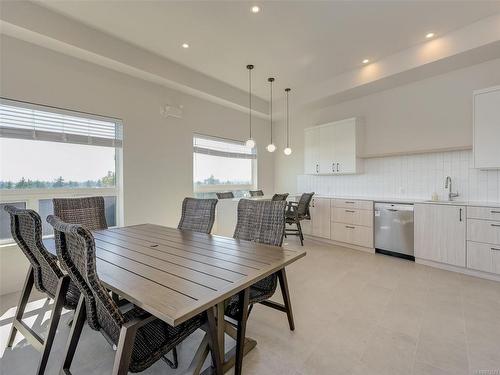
[{"left": 374, "top": 202, "right": 414, "bottom": 260}]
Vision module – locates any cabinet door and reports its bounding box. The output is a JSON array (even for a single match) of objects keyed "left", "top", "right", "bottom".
[
  {"left": 474, "top": 88, "right": 500, "bottom": 169},
  {"left": 304, "top": 128, "right": 321, "bottom": 174},
  {"left": 311, "top": 198, "right": 331, "bottom": 238},
  {"left": 333, "top": 120, "right": 356, "bottom": 173},
  {"left": 415, "top": 204, "right": 466, "bottom": 266},
  {"left": 319, "top": 125, "right": 335, "bottom": 174}
]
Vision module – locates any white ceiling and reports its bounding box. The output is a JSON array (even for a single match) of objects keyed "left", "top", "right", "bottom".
[{"left": 37, "top": 1, "right": 500, "bottom": 99}]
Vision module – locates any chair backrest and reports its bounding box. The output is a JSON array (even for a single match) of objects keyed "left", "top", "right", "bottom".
[
  {"left": 47, "top": 215, "right": 123, "bottom": 344},
  {"left": 4, "top": 205, "right": 63, "bottom": 297},
  {"left": 297, "top": 192, "right": 315, "bottom": 217},
  {"left": 53, "top": 196, "right": 108, "bottom": 231},
  {"left": 271, "top": 193, "right": 289, "bottom": 201},
  {"left": 178, "top": 198, "right": 218, "bottom": 234},
  {"left": 233, "top": 199, "right": 286, "bottom": 246},
  {"left": 249, "top": 190, "right": 264, "bottom": 197},
  {"left": 216, "top": 192, "right": 234, "bottom": 199}
]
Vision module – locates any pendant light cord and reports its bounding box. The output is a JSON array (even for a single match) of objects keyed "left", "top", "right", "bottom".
[
  {"left": 269, "top": 78, "right": 274, "bottom": 144},
  {"left": 248, "top": 66, "right": 252, "bottom": 139},
  {"left": 285, "top": 88, "right": 290, "bottom": 147}
]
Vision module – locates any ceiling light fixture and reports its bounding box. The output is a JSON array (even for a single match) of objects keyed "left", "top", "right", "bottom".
[
  {"left": 283, "top": 88, "right": 292, "bottom": 156},
  {"left": 426, "top": 32, "right": 435, "bottom": 39},
  {"left": 266, "top": 77, "right": 276, "bottom": 153},
  {"left": 362, "top": 59, "right": 370, "bottom": 64},
  {"left": 182, "top": 43, "right": 190, "bottom": 49},
  {"left": 245, "top": 64, "right": 256, "bottom": 149},
  {"left": 251, "top": 5, "right": 260, "bottom": 13}
]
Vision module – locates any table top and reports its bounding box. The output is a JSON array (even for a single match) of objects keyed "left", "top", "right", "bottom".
[{"left": 46, "top": 224, "right": 306, "bottom": 326}]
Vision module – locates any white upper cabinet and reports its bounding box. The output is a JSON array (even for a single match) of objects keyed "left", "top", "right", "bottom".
[
  {"left": 304, "top": 118, "right": 364, "bottom": 175},
  {"left": 304, "top": 127, "right": 321, "bottom": 174},
  {"left": 473, "top": 86, "right": 500, "bottom": 169}
]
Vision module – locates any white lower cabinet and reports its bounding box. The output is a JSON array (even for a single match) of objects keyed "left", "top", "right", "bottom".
[
  {"left": 466, "top": 205, "right": 500, "bottom": 275},
  {"left": 331, "top": 199, "right": 373, "bottom": 249},
  {"left": 302, "top": 197, "right": 330, "bottom": 239},
  {"left": 467, "top": 241, "right": 500, "bottom": 274},
  {"left": 331, "top": 222, "right": 373, "bottom": 248},
  {"left": 414, "top": 203, "right": 466, "bottom": 267}
]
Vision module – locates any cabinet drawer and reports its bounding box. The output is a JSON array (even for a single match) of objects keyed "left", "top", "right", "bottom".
[
  {"left": 332, "top": 199, "right": 373, "bottom": 211},
  {"left": 467, "top": 219, "right": 500, "bottom": 245},
  {"left": 332, "top": 207, "right": 373, "bottom": 227},
  {"left": 331, "top": 222, "right": 373, "bottom": 248},
  {"left": 467, "top": 241, "right": 500, "bottom": 275},
  {"left": 467, "top": 206, "right": 500, "bottom": 221}
]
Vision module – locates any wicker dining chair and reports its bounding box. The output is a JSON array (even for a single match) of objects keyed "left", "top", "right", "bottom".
[
  {"left": 285, "top": 192, "right": 315, "bottom": 246},
  {"left": 4, "top": 205, "right": 81, "bottom": 375},
  {"left": 47, "top": 215, "right": 221, "bottom": 374},
  {"left": 178, "top": 198, "right": 218, "bottom": 234},
  {"left": 226, "top": 199, "right": 295, "bottom": 331},
  {"left": 271, "top": 193, "right": 289, "bottom": 201},
  {"left": 215, "top": 192, "right": 234, "bottom": 199},
  {"left": 53, "top": 196, "right": 108, "bottom": 231},
  {"left": 249, "top": 190, "right": 264, "bottom": 197}
]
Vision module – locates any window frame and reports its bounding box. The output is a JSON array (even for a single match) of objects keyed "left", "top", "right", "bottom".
[
  {"left": 192, "top": 133, "right": 257, "bottom": 195},
  {"left": 0, "top": 99, "right": 124, "bottom": 245}
]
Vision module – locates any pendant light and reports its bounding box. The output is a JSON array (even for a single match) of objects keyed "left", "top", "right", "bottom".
[
  {"left": 245, "top": 64, "right": 256, "bottom": 149},
  {"left": 283, "top": 88, "right": 292, "bottom": 155},
  {"left": 266, "top": 77, "right": 276, "bottom": 152}
]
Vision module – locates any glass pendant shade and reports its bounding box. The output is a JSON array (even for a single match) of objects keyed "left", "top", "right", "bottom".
[
  {"left": 266, "top": 143, "right": 276, "bottom": 152},
  {"left": 284, "top": 147, "right": 292, "bottom": 155},
  {"left": 246, "top": 138, "right": 256, "bottom": 148}
]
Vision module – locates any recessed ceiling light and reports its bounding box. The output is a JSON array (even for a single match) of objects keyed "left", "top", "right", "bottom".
[
  {"left": 182, "top": 43, "right": 190, "bottom": 49},
  {"left": 251, "top": 5, "right": 260, "bottom": 13},
  {"left": 362, "top": 59, "right": 370, "bottom": 64},
  {"left": 426, "top": 32, "right": 435, "bottom": 39}
]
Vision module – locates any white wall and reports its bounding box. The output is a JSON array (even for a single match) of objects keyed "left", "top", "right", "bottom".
[
  {"left": 0, "top": 35, "right": 275, "bottom": 295},
  {"left": 275, "top": 58, "right": 500, "bottom": 193}
]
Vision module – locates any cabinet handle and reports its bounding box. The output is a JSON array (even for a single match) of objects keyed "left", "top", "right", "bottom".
[
  {"left": 345, "top": 201, "right": 355, "bottom": 204},
  {"left": 336, "top": 163, "right": 339, "bottom": 172},
  {"left": 332, "top": 163, "right": 335, "bottom": 172},
  {"left": 491, "top": 210, "right": 500, "bottom": 214},
  {"left": 459, "top": 208, "right": 462, "bottom": 222},
  {"left": 345, "top": 210, "right": 355, "bottom": 213},
  {"left": 491, "top": 248, "right": 500, "bottom": 252},
  {"left": 316, "top": 164, "right": 319, "bottom": 173},
  {"left": 345, "top": 225, "right": 355, "bottom": 229},
  {"left": 491, "top": 224, "right": 500, "bottom": 227}
]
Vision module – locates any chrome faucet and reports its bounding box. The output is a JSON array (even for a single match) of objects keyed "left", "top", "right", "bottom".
[{"left": 445, "top": 176, "right": 459, "bottom": 201}]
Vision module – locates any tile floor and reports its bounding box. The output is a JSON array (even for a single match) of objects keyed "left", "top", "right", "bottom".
[{"left": 1, "top": 238, "right": 499, "bottom": 375}]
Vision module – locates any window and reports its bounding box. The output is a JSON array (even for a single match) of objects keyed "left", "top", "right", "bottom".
[
  {"left": 193, "top": 134, "right": 256, "bottom": 198},
  {"left": 0, "top": 98, "right": 123, "bottom": 243}
]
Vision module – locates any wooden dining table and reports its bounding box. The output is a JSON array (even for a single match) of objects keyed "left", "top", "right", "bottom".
[{"left": 45, "top": 223, "right": 306, "bottom": 375}]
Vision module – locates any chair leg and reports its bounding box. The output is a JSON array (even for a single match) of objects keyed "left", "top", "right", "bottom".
[
  {"left": 235, "top": 288, "right": 250, "bottom": 375},
  {"left": 278, "top": 268, "right": 295, "bottom": 331},
  {"left": 161, "top": 347, "right": 178, "bottom": 369},
  {"left": 61, "top": 295, "right": 86, "bottom": 374},
  {"left": 7, "top": 265, "right": 34, "bottom": 348},
  {"left": 37, "top": 276, "right": 70, "bottom": 375},
  {"left": 296, "top": 222, "right": 304, "bottom": 246}
]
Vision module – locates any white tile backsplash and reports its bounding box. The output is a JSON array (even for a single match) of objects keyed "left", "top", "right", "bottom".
[{"left": 297, "top": 150, "right": 500, "bottom": 203}]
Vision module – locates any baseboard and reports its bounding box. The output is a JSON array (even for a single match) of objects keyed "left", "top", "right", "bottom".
[
  {"left": 416, "top": 258, "right": 500, "bottom": 282},
  {"left": 301, "top": 235, "right": 375, "bottom": 254}
]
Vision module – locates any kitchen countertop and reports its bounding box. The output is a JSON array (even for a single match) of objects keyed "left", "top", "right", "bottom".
[{"left": 290, "top": 194, "right": 500, "bottom": 207}]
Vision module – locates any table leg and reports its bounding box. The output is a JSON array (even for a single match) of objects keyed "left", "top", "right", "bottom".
[{"left": 235, "top": 288, "right": 250, "bottom": 375}]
